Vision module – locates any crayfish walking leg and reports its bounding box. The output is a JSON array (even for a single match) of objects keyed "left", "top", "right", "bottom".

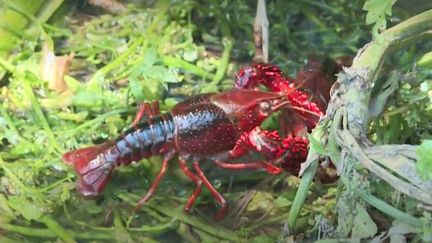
[
  {"left": 133, "top": 101, "right": 160, "bottom": 128},
  {"left": 178, "top": 158, "right": 203, "bottom": 213},
  {"left": 193, "top": 161, "right": 228, "bottom": 220},
  {"left": 134, "top": 150, "right": 176, "bottom": 211}
]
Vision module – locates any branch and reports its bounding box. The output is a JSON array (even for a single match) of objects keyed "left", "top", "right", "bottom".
[{"left": 286, "top": 9, "right": 432, "bottom": 233}]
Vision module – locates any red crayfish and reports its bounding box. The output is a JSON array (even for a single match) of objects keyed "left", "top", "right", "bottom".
[{"left": 63, "top": 62, "right": 331, "bottom": 220}]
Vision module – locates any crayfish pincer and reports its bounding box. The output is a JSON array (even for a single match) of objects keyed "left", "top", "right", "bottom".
[{"left": 63, "top": 88, "right": 319, "bottom": 220}]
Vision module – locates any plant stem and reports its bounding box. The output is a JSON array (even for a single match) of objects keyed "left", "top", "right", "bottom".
[
  {"left": 65, "top": 108, "right": 128, "bottom": 135},
  {"left": 0, "top": 56, "right": 15, "bottom": 72},
  {"left": 249, "top": 212, "right": 290, "bottom": 230},
  {"left": 128, "top": 219, "right": 179, "bottom": 233},
  {"left": 0, "top": 0, "right": 45, "bottom": 57},
  {"left": 354, "top": 9, "right": 432, "bottom": 82},
  {"left": 0, "top": 55, "right": 61, "bottom": 152},
  {"left": 149, "top": 205, "right": 239, "bottom": 242},
  {"left": 113, "top": 210, "right": 133, "bottom": 242},
  {"left": 88, "top": 36, "right": 145, "bottom": 85},
  {"left": 0, "top": 223, "right": 114, "bottom": 240},
  {"left": 87, "top": 0, "right": 169, "bottom": 86},
  {"left": 354, "top": 188, "right": 423, "bottom": 227},
  {"left": 39, "top": 215, "right": 75, "bottom": 243},
  {"left": 0, "top": 157, "right": 42, "bottom": 199},
  {"left": 287, "top": 155, "right": 318, "bottom": 232},
  {"left": 22, "top": 80, "right": 62, "bottom": 152},
  {"left": 210, "top": 37, "right": 233, "bottom": 86},
  {"left": 0, "top": 106, "right": 27, "bottom": 143},
  {"left": 34, "top": 0, "right": 65, "bottom": 23},
  {"left": 119, "top": 194, "right": 239, "bottom": 241},
  {"left": 286, "top": 121, "right": 327, "bottom": 232},
  {"left": 161, "top": 55, "right": 214, "bottom": 80},
  {"left": 308, "top": 8, "right": 432, "bottom": 237}
]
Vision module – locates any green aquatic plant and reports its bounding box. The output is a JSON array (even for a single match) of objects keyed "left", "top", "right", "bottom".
[{"left": 0, "top": 0, "right": 431, "bottom": 242}]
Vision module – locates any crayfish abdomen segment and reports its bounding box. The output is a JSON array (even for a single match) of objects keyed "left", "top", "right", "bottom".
[
  {"left": 115, "top": 114, "right": 176, "bottom": 163},
  {"left": 172, "top": 102, "right": 238, "bottom": 155}
]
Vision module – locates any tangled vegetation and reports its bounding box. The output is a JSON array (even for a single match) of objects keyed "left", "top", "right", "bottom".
[{"left": 0, "top": 0, "right": 431, "bottom": 242}]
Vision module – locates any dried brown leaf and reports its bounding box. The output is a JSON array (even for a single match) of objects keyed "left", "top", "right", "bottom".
[{"left": 40, "top": 42, "right": 74, "bottom": 93}]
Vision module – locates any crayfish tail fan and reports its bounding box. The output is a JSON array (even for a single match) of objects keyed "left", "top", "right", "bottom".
[{"left": 62, "top": 143, "right": 116, "bottom": 196}]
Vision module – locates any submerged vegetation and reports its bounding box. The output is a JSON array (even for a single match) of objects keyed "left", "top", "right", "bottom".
[{"left": 0, "top": 0, "right": 432, "bottom": 242}]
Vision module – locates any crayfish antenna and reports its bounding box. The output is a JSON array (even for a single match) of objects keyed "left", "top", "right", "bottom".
[{"left": 62, "top": 143, "right": 115, "bottom": 197}]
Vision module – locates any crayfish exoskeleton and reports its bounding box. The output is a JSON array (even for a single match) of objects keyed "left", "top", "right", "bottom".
[{"left": 63, "top": 64, "right": 325, "bottom": 220}]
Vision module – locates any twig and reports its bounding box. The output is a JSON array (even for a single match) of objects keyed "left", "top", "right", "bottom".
[{"left": 253, "top": 0, "right": 269, "bottom": 63}]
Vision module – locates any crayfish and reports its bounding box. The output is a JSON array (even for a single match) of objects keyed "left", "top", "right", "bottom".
[{"left": 63, "top": 61, "right": 334, "bottom": 220}]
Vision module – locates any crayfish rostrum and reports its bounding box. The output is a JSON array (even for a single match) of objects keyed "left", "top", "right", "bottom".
[{"left": 63, "top": 62, "right": 334, "bottom": 220}]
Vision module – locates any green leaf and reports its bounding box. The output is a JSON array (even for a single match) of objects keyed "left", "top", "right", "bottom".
[
  {"left": 56, "top": 111, "right": 88, "bottom": 122},
  {"left": 335, "top": 195, "right": 354, "bottom": 237},
  {"left": 182, "top": 44, "right": 198, "bottom": 62},
  {"left": 352, "top": 203, "right": 378, "bottom": 239},
  {"left": 388, "top": 220, "right": 417, "bottom": 235},
  {"left": 60, "top": 185, "right": 70, "bottom": 202},
  {"left": 63, "top": 75, "right": 81, "bottom": 92},
  {"left": 128, "top": 71, "right": 146, "bottom": 101},
  {"left": 416, "top": 140, "right": 432, "bottom": 180},
  {"left": 417, "top": 51, "right": 432, "bottom": 69},
  {"left": 141, "top": 78, "right": 165, "bottom": 101},
  {"left": 72, "top": 84, "right": 104, "bottom": 108},
  {"left": 0, "top": 194, "right": 15, "bottom": 221},
  {"left": 162, "top": 98, "right": 179, "bottom": 110},
  {"left": 39, "top": 215, "right": 75, "bottom": 243},
  {"left": 274, "top": 195, "right": 292, "bottom": 208},
  {"left": 363, "top": 0, "right": 397, "bottom": 37},
  {"left": 0, "top": 236, "right": 17, "bottom": 243},
  {"left": 246, "top": 192, "right": 276, "bottom": 215},
  {"left": 141, "top": 47, "right": 158, "bottom": 68},
  {"left": 129, "top": 47, "right": 175, "bottom": 101},
  {"left": 143, "top": 65, "right": 179, "bottom": 83},
  {"left": 7, "top": 196, "right": 43, "bottom": 221},
  {"left": 82, "top": 200, "right": 103, "bottom": 214},
  {"left": 113, "top": 210, "right": 133, "bottom": 243},
  {"left": 201, "top": 84, "right": 219, "bottom": 93},
  {"left": 9, "top": 140, "right": 38, "bottom": 155},
  {"left": 308, "top": 133, "right": 327, "bottom": 155}
]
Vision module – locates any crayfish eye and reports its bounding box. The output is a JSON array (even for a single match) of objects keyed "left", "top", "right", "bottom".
[{"left": 260, "top": 101, "right": 272, "bottom": 113}]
